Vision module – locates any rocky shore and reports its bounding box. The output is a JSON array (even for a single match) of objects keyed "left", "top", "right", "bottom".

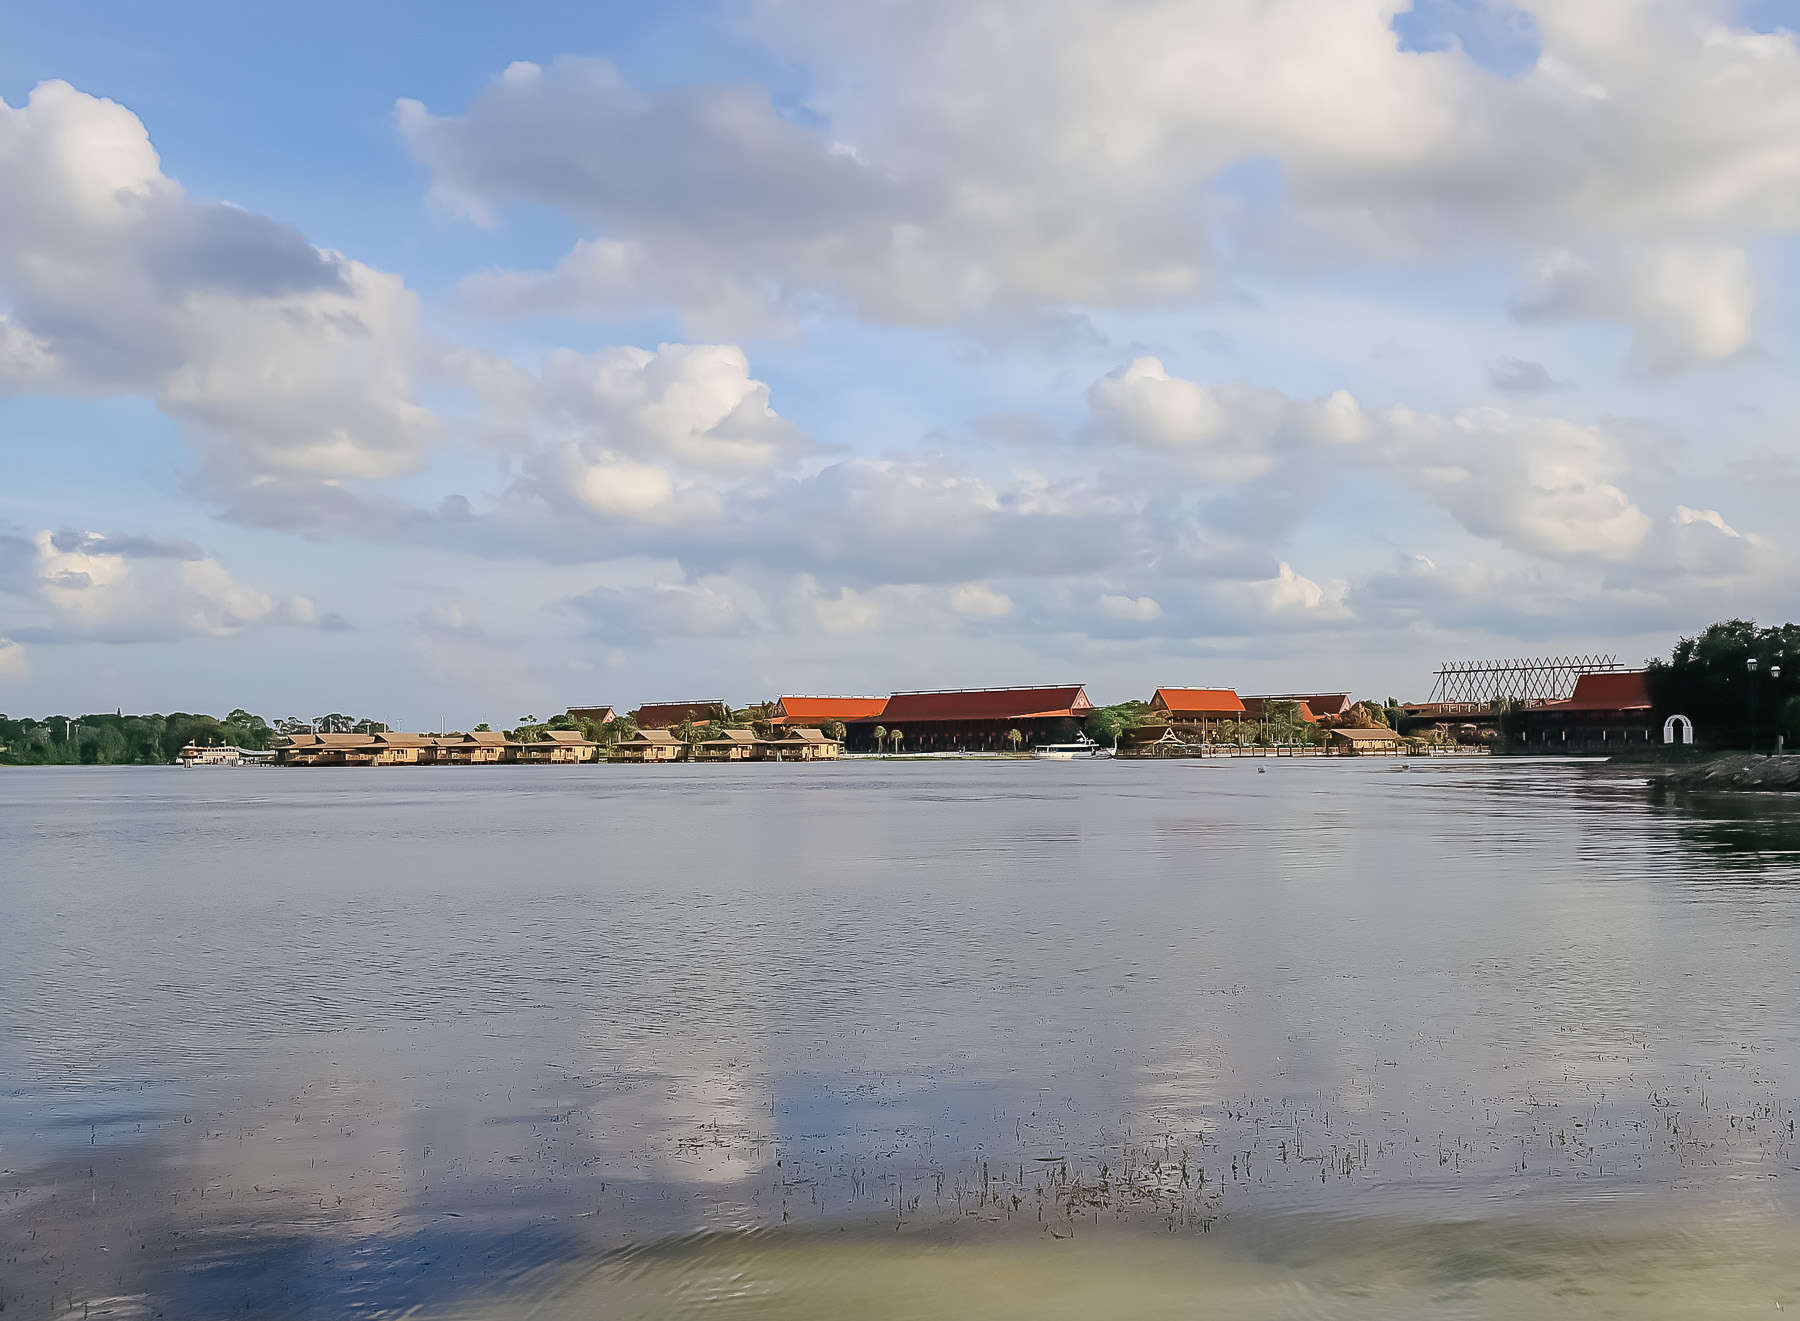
[{"left": 1653, "top": 753, "right": 1800, "bottom": 791}]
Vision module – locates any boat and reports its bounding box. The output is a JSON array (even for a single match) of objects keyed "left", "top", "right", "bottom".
[
  {"left": 177, "top": 743, "right": 274, "bottom": 767},
  {"left": 1032, "top": 734, "right": 1113, "bottom": 760}
]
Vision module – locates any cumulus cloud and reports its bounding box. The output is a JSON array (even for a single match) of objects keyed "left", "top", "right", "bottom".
[
  {"left": 1097, "top": 593, "right": 1163, "bottom": 622},
  {"left": 400, "top": 5, "right": 1800, "bottom": 358},
  {"left": 1086, "top": 357, "right": 1651, "bottom": 563},
  {"left": 0, "top": 81, "right": 431, "bottom": 491},
  {"left": 18, "top": 529, "right": 335, "bottom": 644},
  {"left": 948, "top": 582, "right": 1015, "bottom": 618},
  {"left": 1512, "top": 245, "right": 1755, "bottom": 374}
]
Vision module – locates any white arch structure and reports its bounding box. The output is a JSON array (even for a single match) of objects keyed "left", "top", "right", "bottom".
[{"left": 1663, "top": 714, "right": 1694, "bottom": 745}]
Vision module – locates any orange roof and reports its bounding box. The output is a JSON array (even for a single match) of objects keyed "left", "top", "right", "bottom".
[
  {"left": 1241, "top": 696, "right": 1318, "bottom": 723},
  {"left": 774, "top": 696, "right": 889, "bottom": 724},
  {"left": 1152, "top": 688, "right": 1246, "bottom": 717},
  {"left": 1560, "top": 671, "right": 1652, "bottom": 712},
  {"left": 881, "top": 685, "right": 1092, "bottom": 722}
]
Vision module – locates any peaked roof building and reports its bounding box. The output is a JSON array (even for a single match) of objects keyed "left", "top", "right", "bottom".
[{"left": 771, "top": 696, "right": 889, "bottom": 725}]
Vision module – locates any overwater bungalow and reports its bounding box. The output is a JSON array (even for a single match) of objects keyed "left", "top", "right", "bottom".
[
  {"left": 609, "top": 729, "right": 685, "bottom": 763},
  {"left": 694, "top": 728, "right": 764, "bottom": 762},
  {"left": 274, "top": 732, "right": 380, "bottom": 766},
  {"left": 1327, "top": 726, "right": 1406, "bottom": 755},
  {"left": 765, "top": 727, "right": 843, "bottom": 760},
  {"left": 515, "top": 729, "right": 600, "bottom": 763},
  {"left": 369, "top": 731, "right": 438, "bottom": 765},
  {"left": 440, "top": 730, "right": 513, "bottom": 764}
]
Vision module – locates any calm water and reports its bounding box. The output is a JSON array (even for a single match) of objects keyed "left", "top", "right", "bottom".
[{"left": 4, "top": 759, "right": 1800, "bottom": 1318}]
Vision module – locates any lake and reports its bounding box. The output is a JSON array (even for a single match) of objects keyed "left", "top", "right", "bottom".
[{"left": 4, "top": 759, "right": 1800, "bottom": 1318}]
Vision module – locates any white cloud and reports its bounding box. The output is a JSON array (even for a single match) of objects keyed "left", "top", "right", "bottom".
[
  {"left": 0, "top": 638, "right": 27, "bottom": 680},
  {"left": 400, "top": 5, "right": 1800, "bottom": 357},
  {"left": 23, "top": 529, "right": 332, "bottom": 643},
  {"left": 0, "top": 81, "right": 430, "bottom": 491},
  {"left": 1513, "top": 245, "right": 1755, "bottom": 374},
  {"left": 948, "top": 582, "right": 1015, "bottom": 618},
  {"left": 1086, "top": 358, "right": 1652, "bottom": 563},
  {"left": 1097, "top": 593, "right": 1163, "bottom": 622}
]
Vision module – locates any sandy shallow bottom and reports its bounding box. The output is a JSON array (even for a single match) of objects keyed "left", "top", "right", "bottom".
[{"left": 428, "top": 1208, "right": 1800, "bottom": 1321}]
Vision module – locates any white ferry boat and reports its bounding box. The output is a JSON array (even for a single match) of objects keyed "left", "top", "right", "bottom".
[
  {"left": 1032, "top": 735, "right": 1113, "bottom": 760},
  {"left": 177, "top": 743, "right": 274, "bottom": 767}
]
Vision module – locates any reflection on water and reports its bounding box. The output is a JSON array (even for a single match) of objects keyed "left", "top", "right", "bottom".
[{"left": 3, "top": 760, "right": 1799, "bottom": 1317}]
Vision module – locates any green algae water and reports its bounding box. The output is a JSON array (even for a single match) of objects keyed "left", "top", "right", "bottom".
[{"left": 4, "top": 759, "right": 1799, "bottom": 1317}]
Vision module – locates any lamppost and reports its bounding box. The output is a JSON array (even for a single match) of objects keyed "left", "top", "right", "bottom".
[
  {"left": 1748, "top": 656, "right": 1760, "bottom": 754},
  {"left": 1775, "top": 662, "right": 1785, "bottom": 756}
]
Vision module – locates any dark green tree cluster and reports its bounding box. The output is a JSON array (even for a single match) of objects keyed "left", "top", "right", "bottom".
[
  {"left": 0, "top": 709, "right": 271, "bottom": 765},
  {"left": 1083, "top": 699, "right": 1155, "bottom": 745},
  {"left": 1648, "top": 619, "right": 1800, "bottom": 748},
  {"left": 0, "top": 709, "right": 389, "bottom": 765}
]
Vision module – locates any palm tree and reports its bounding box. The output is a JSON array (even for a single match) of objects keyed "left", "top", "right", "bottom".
[
  {"left": 1007, "top": 727, "right": 1023, "bottom": 754},
  {"left": 873, "top": 724, "right": 888, "bottom": 754},
  {"left": 672, "top": 717, "right": 699, "bottom": 755},
  {"left": 890, "top": 728, "right": 905, "bottom": 755}
]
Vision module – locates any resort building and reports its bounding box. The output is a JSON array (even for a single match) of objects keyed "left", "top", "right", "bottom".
[
  {"left": 766, "top": 727, "right": 843, "bottom": 760},
  {"left": 1520, "top": 671, "right": 1656, "bottom": 751},
  {"left": 770, "top": 696, "right": 888, "bottom": 727},
  {"left": 608, "top": 729, "right": 685, "bottom": 762},
  {"left": 1326, "top": 726, "right": 1406, "bottom": 755},
  {"left": 274, "top": 732, "right": 381, "bottom": 766},
  {"left": 694, "top": 728, "right": 765, "bottom": 761},
  {"left": 518, "top": 729, "right": 599, "bottom": 763},
  {"left": 442, "top": 730, "right": 512, "bottom": 764},
  {"left": 876, "top": 685, "right": 1094, "bottom": 752},
  {"left": 1240, "top": 696, "right": 1317, "bottom": 724},
  {"left": 1240, "top": 693, "right": 1353, "bottom": 726},
  {"left": 369, "top": 731, "right": 438, "bottom": 765},
  {"left": 565, "top": 705, "right": 616, "bottom": 726},
  {"left": 1149, "top": 688, "right": 1246, "bottom": 741},
  {"left": 631, "top": 700, "right": 731, "bottom": 729}
]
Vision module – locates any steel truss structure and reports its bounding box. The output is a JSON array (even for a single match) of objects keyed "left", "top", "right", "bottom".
[{"left": 1427, "top": 655, "right": 1622, "bottom": 706}]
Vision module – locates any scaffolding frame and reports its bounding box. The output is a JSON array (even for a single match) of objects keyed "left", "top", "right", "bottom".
[{"left": 1427, "top": 655, "right": 1622, "bottom": 706}]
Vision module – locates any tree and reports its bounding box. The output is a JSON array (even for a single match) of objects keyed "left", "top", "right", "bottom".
[
  {"left": 672, "top": 716, "right": 700, "bottom": 752},
  {"left": 873, "top": 724, "right": 888, "bottom": 754},
  {"left": 890, "top": 727, "right": 905, "bottom": 754},
  {"left": 822, "top": 719, "right": 847, "bottom": 743},
  {"left": 1007, "top": 727, "right": 1024, "bottom": 753},
  {"left": 473, "top": 722, "right": 491, "bottom": 732},
  {"left": 1649, "top": 619, "right": 1800, "bottom": 748}
]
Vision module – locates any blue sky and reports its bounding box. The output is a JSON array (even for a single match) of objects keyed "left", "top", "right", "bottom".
[{"left": 3, "top": 0, "right": 1798, "bottom": 725}]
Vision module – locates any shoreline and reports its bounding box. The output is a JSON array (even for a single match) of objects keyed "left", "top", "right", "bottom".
[{"left": 1651, "top": 752, "right": 1800, "bottom": 792}]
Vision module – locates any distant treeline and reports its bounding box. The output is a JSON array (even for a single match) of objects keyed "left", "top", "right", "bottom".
[{"left": 0, "top": 710, "right": 385, "bottom": 766}]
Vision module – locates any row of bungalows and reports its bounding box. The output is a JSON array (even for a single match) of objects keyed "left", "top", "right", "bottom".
[
  {"left": 607, "top": 726, "right": 841, "bottom": 762},
  {"left": 275, "top": 729, "right": 602, "bottom": 766}
]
